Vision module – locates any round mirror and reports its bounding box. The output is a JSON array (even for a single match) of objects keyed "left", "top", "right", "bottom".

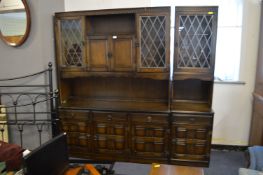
[{"left": 0, "top": 0, "right": 31, "bottom": 47}]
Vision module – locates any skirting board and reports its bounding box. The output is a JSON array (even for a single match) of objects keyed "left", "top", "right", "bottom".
[{"left": 212, "top": 144, "right": 248, "bottom": 151}]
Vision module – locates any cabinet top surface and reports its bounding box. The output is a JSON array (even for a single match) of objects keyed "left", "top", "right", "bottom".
[{"left": 55, "top": 6, "right": 171, "bottom": 17}]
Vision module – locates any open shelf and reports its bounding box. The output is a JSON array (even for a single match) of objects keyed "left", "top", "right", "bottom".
[
  {"left": 86, "top": 14, "right": 135, "bottom": 36},
  {"left": 171, "top": 79, "right": 213, "bottom": 112},
  {"left": 171, "top": 100, "right": 211, "bottom": 112},
  {"left": 59, "top": 77, "right": 169, "bottom": 112},
  {"left": 60, "top": 97, "right": 169, "bottom": 112}
]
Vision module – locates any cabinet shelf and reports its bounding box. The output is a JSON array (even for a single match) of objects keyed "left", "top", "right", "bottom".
[
  {"left": 60, "top": 70, "right": 170, "bottom": 80},
  {"left": 173, "top": 72, "right": 214, "bottom": 81},
  {"left": 86, "top": 14, "right": 135, "bottom": 36},
  {"left": 171, "top": 100, "right": 211, "bottom": 112},
  {"left": 60, "top": 97, "right": 169, "bottom": 112}
]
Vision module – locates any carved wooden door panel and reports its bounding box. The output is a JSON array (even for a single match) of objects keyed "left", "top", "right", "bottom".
[
  {"left": 171, "top": 114, "right": 213, "bottom": 163},
  {"left": 87, "top": 35, "right": 109, "bottom": 71},
  {"left": 111, "top": 35, "right": 135, "bottom": 71},
  {"left": 130, "top": 113, "right": 169, "bottom": 162},
  {"left": 92, "top": 112, "right": 128, "bottom": 157}
]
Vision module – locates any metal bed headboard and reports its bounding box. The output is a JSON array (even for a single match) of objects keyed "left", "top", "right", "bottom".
[{"left": 0, "top": 62, "right": 58, "bottom": 149}]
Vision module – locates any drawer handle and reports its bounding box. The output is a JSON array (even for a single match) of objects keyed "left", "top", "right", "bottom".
[
  {"left": 197, "top": 129, "right": 206, "bottom": 132},
  {"left": 147, "top": 116, "right": 152, "bottom": 122},
  {"left": 107, "top": 115, "right": 112, "bottom": 121},
  {"left": 189, "top": 118, "right": 195, "bottom": 121},
  {"left": 177, "top": 127, "right": 187, "bottom": 132}
]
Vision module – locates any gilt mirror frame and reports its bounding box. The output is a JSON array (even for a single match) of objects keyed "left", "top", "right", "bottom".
[{"left": 0, "top": 0, "right": 31, "bottom": 47}]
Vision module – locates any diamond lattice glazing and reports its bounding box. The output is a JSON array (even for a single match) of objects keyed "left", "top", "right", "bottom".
[
  {"left": 61, "top": 19, "right": 83, "bottom": 67},
  {"left": 140, "top": 16, "right": 166, "bottom": 68},
  {"left": 177, "top": 15, "right": 213, "bottom": 68}
]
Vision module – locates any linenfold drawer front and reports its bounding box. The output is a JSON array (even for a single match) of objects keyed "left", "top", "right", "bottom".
[{"left": 0, "top": 106, "right": 8, "bottom": 142}]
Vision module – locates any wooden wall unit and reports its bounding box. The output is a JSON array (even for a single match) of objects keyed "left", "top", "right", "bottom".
[{"left": 54, "top": 7, "right": 218, "bottom": 167}]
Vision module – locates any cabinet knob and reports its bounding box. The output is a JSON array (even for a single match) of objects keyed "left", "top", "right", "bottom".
[
  {"left": 147, "top": 116, "right": 152, "bottom": 122},
  {"left": 107, "top": 115, "right": 112, "bottom": 121},
  {"left": 189, "top": 118, "right": 195, "bottom": 122},
  {"left": 108, "top": 52, "right": 113, "bottom": 58}
]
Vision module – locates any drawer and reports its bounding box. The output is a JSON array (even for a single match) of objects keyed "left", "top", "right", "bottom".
[
  {"left": 172, "top": 114, "right": 213, "bottom": 125},
  {"left": 93, "top": 112, "right": 128, "bottom": 122},
  {"left": 59, "top": 110, "right": 90, "bottom": 121},
  {"left": 60, "top": 120, "right": 91, "bottom": 133},
  {"left": 131, "top": 113, "right": 168, "bottom": 124}
]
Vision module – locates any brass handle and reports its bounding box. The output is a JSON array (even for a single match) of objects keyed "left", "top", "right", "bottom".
[
  {"left": 107, "top": 115, "right": 112, "bottom": 121},
  {"left": 147, "top": 116, "right": 152, "bottom": 122},
  {"left": 108, "top": 52, "right": 113, "bottom": 58},
  {"left": 189, "top": 118, "right": 195, "bottom": 122}
]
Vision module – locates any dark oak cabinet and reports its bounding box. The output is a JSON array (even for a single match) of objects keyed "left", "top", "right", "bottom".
[{"left": 55, "top": 6, "right": 217, "bottom": 167}]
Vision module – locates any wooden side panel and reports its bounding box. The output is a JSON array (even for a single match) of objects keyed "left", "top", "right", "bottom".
[
  {"left": 254, "top": 3, "right": 263, "bottom": 96},
  {"left": 249, "top": 94, "right": 263, "bottom": 145},
  {"left": 250, "top": 3, "right": 263, "bottom": 146}
]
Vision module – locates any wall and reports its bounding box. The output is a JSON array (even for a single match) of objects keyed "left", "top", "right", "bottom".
[
  {"left": 212, "top": 0, "right": 260, "bottom": 145},
  {"left": 65, "top": 0, "right": 151, "bottom": 11},
  {"left": 64, "top": 0, "right": 261, "bottom": 146},
  {"left": 0, "top": 0, "right": 64, "bottom": 149}
]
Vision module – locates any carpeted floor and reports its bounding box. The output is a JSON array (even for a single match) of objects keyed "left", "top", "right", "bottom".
[
  {"left": 204, "top": 150, "right": 246, "bottom": 175},
  {"left": 112, "top": 150, "right": 246, "bottom": 175}
]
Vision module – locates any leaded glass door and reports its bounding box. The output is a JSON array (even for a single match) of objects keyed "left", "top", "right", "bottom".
[
  {"left": 137, "top": 13, "right": 170, "bottom": 73},
  {"left": 174, "top": 7, "right": 218, "bottom": 77},
  {"left": 56, "top": 17, "right": 86, "bottom": 71}
]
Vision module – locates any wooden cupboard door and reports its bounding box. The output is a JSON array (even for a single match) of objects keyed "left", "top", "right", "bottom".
[
  {"left": 171, "top": 113, "right": 213, "bottom": 163},
  {"left": 137, "top": 13, "right": 170, "bottom": 73},
  {"left": 130, "top": 113, "right": 169, "bottom": 159},
  {"left": 55, "top": 16, "right": 86, "bottom": 71},
  {"left": 174, "top": 7, "right": 218, "bottom": 78},
  {"left": 92, "top": 111, "right": 128, "bottom": 155},
  {"left": 67, "top": 132, "right": 92, "bottom": 156},
  {"left": 87, "top": 36, "right": 109, "bottom": 71},
  {"left": 111, "top": 35, "right": 135, "bottom": 71}
]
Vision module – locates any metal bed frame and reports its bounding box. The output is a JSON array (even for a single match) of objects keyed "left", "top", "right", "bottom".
[
  {"left": 0, "top": 62, "right": 119, "bottom": 174},
  {"left": 0, "top": 62, "right": 58, "bottom": 149}
]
